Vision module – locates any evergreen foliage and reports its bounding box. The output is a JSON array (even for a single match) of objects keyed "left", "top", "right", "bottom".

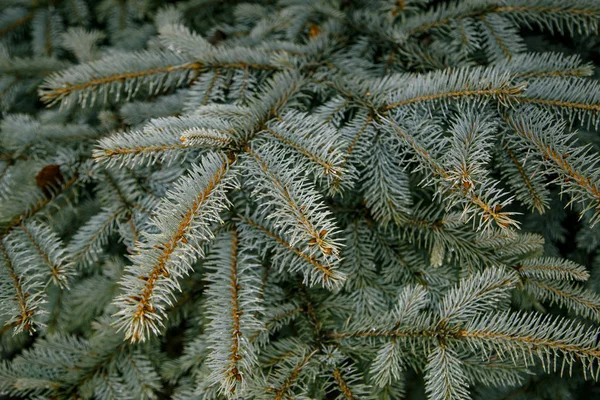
[{"left": 1, "top": 0, "right": 600, "bottom": 399}]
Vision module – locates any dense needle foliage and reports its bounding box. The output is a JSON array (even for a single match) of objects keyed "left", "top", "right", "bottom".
[{"left": 1, "top": 0, "right": 600, "bottom": 399}]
